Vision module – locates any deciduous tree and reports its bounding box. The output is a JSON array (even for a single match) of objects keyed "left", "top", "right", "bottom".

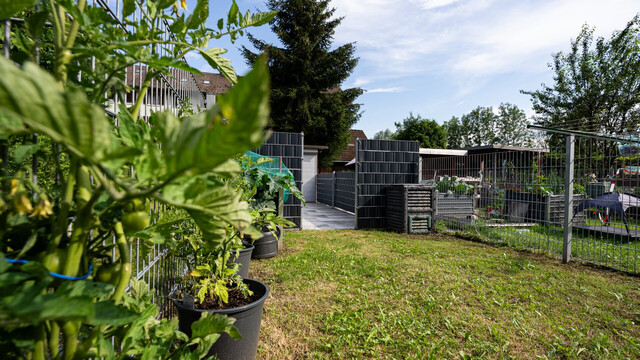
[
  {"left": 521, "top": 15, "right": 640, "bottom": 147},
  {"left": 443, "top": 103, "right": 533, "bottom": 148},
  {"left": 394, "top": 113, "right": 447, "bottom": 148}
]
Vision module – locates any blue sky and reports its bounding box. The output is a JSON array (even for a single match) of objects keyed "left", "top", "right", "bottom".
[{"left": 187, "top": 0, "right": 639, "bottom": 138}]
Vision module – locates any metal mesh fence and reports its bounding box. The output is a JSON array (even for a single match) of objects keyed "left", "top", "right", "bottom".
[
  {"left": 317, "top": 173, "right": 333, "bottom": 206},
  {"left": 335, "top": 172, "right": 356, "bottom": 213},
  {"left": 424, "top": 131, "right": 640, "bottom": 274}
]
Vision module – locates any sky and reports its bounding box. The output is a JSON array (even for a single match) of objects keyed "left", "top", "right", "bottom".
[{"left": 187, "top": 0, "right": 639, "bottom": 138}]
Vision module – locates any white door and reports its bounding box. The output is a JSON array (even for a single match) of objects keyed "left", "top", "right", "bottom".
[{"left": 302, "top": 150, "right": 318, "bottom": 203}]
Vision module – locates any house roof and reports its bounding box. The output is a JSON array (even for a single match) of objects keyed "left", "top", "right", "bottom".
[
  {"left": 335, "top": 129, "right": 368, "bottom": 163},
  {"left": 194, "top": 73, "right": 232, "bottom": 94},
  {"left": 419, "top": 148, "right": 468, "bottom": 156},
  {"left": 461, "top": 144, "right": 549, "bottom": 154}
]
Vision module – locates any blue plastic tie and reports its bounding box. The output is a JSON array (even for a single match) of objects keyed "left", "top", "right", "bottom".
[{"left": 6, "top": 258, "right": 93, "bottom": 280}]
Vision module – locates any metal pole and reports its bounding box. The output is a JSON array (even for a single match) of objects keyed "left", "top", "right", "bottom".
[
  {"left": 563, "top": 134, "right": 575, "bottom": 263},
  {"left": 332, "top": 171, "right": 336, "bottom": 207},
  {"left": 354, "top": 138, "right": 359, "bottom": 229}
]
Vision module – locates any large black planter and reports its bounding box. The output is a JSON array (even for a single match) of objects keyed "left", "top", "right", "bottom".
[
  {"left": 251, "top": 230, "right": 278, "bottom": 259},
  {"left": 276, "top": 225, "right": 283, "bottom": 252},
  {"left": 173, "top": 278, "right": 269, "bottom": 360},
  {"left": 229, "top": 244, "right": 254, "bottom": 279}
]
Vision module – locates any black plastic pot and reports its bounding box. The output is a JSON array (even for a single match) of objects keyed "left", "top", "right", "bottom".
[
  {"left": 173, "top": 278, "right": 269, "bottom": 360},
  {"left": 229, "top": 244, "right": 254, "bottom": 279},
  {"left": 276, "top": 225, "right": 283, "bottom": 252},
  {"left": 251, "top": 230, "right": 278, "bottom": 259}
]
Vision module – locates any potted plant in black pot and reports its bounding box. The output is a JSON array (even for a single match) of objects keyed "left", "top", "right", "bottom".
[
  {"left": 171, "top": 219, "right": 270, "bottom": 360},
  {"left": 233, "top": 153, "right": 304, "bottom": 259}
]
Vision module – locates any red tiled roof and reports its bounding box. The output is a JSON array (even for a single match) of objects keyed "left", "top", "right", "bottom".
[
  {"left": 336, "top": 129, "right": 367, "bottom": 162},
  {"left": 194, "top": 73, "right": 232, "bottom": 94}
]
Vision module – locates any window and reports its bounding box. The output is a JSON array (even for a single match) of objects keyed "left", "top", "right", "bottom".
[{"left": 203, "top": 80, "right": 210, "bottom": 84}]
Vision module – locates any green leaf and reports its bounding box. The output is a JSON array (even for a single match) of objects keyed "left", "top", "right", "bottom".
[
  {"left": 57, "top": 279, "right": 114, "bottom": 298},
  {"left": 0, "top": 0, "right": 36, "bottom": 20},
  {"left": 186, "top": 0, "right": 208, "bottom": 30},
  {"left": 0, "top": 112, "right": 27, "bottom": 136},
  {"left": 122, "top": 0, "right": 136, "bottom": 18},
  {"left": 91, "top": 301, "right": 138, "bottom": 326},
  {"left": 242, "top": 10, "right": 277, "bottom": 28},
  {"left": 188, "top": 313, "right": 239, "bottom": 358},
  {"left": 227, "top": 0, "right": 239, "bottom": 26},
  {"left": 0, "top": 253, "right": 9, "bottom": 274},
  {"left": 13, "top": 144, "right": 40, "bottom": 163},
  {"left": 117, "top": 105, "right": 143, "bottom": 148},
  {"left": 0, "top": 59, "right": 112, "bottom": 164},
  {"left": 199, "top": 48, "right": 237, "bottom": 84},
  {"left": 161, "top": 175, "right": 252, "bottom": 243}
]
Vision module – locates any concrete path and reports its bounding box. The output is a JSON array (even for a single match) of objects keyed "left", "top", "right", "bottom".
[{"left": 301, "top": 202, "right": 355, "bottom": 230}]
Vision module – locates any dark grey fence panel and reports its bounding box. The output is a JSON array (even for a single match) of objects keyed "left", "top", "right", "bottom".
[
  {"left": 335, "top": 172, "right": 355, "bottom": 213},
  {"left": 355, "top": 139, "right": 420, "bottom": 229},
  {"left": 255, "top": 132, "right": 303, "bottom": 228},
  {"left": 317, "top": 174, "right": 334, "bottom": 206}
]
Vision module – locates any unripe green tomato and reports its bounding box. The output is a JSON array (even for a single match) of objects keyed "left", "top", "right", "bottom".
[
  {"left": 95, "top": 262, "right": 121, "bottom": 285},
  {"left": 36, "top": 249, "right": 66, "bottom": 274},
  {"left": 121, "top": 211, "right": 150, "bottom": 233},
  {"left": 124, "top": 198, "right": 150, "bottom": 213}
]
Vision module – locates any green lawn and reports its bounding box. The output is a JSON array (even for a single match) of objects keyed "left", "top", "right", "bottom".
[{"left": 251, "top": 230, "right": 640, "bottom": 359}]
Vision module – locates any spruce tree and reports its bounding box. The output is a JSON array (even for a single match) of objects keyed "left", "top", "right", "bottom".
[{"left": 242, "top": 0, "right": 363, "bottom": 167}]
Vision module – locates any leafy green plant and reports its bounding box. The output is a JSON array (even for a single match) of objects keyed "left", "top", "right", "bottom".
[
  {"left": 0, "top": 0, "right": 275, "bottom": 358},
  {"left": 232, "top": 153, "right": 302, "bottom": 237},
  {"left": 433, "top": 220, "right": 448, "bottom": 233},
  {"left": 436, "top": 175, "right": 474, "bottom": 195}
]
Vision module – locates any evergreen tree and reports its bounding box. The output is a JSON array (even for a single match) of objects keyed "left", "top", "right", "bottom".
[{"left": 242, "top": 0, "right": 363, "bottom": 166}]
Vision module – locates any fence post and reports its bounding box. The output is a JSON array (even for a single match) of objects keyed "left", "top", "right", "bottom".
[
  {"left": 563, "top": 135, "right": 575, "bottom": 263},
  {"left": 332, "top": 171, "right": 336, "bottom": 207}
]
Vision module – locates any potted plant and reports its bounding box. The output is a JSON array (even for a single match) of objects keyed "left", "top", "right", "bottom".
[
  {"left": 0, "top": 1, "right": 275, "bottom": 358},
  {"left": 169, "top": 216, "right": 270, "bottom": 360},
  {"left": 234, "top": 153, "right": 304, "bottom": 258}
]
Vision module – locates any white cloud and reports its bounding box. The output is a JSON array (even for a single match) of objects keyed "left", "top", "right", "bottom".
[
  {"left": 411, "top": 0, "right": 462, "bottom": 10},
  {"left": 367, "top": 87, "right": 404, "bottom": 93},
  {"left": 330, "top": 0, "right": 640, "bottom": 82}
]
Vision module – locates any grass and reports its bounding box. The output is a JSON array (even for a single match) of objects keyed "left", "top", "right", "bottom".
[
  {"left": 458, "top": 221, "right": 640, "bottom": 274},
  {"left": 251, "top": 230, "right": 640, "bottom": 359}
]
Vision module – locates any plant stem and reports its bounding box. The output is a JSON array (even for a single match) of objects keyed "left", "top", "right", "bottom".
[
  {"left": 33, "top": 324, "right": 46, "bottom": 360},
  {"left": 48, "top": 321, "right": 60, "bottom": 359},
  {"left": 63, "top": 0, "right": 86, "bottom": 50},
  {"left": 112, "top": 222, "right": 132, "bottom": 305},
  {"left": 48, "top": 156, "right": 77, "bottom": 254},
  {"left": 130, "top": 69, "right": 156, "bottom": 122},
  {"left": 61, "top": 321, "right": 79, "bottom": 360},
  {"left": 61, "top": 165, "right": 94, "bottom": 277}
]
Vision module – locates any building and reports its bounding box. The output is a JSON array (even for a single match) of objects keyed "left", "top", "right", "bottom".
[
  {"left": 326, "top": 129, "right": 368, "bottom": 173},
  {"left": 194, "top": 72, "right": 232, "bottom": 109}
]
